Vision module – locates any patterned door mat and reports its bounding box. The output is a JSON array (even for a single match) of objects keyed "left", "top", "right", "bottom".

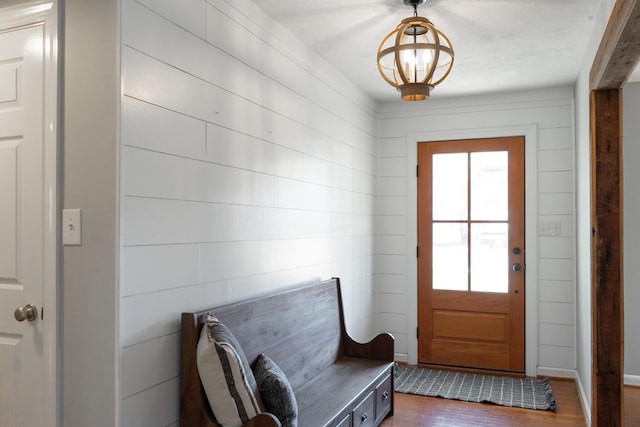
[{"left": 395, "top": 365, "right": 556, "bottom": 411}]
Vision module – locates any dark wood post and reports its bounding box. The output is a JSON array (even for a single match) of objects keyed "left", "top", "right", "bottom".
[{"left": 590, "top": 88, "right": 624, "bottom": 427}]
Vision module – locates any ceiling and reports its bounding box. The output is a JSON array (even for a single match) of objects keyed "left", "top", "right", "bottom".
[{"left": 252, "top": 0, "right": 602, "bottom": 103}]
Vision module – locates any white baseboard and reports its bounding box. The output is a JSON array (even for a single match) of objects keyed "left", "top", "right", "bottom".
[
  {"left": 625, "top": 374, "right": 640, "bottom": 387},
  {"left": 575, "top": 372, "right": 592, "bottom": 427},
  {"left": 394, "top": 353, "right": 408, "bottom": 363},
  {"left": 536, "top": 366, "right": 575, "bottom": 379},
  {"left": 537, "top": 367, "right": 590, "bottom": 426}
]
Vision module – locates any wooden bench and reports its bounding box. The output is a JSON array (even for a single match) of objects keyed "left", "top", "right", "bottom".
[{"left": 181, "top": 278, "right": 395, "bottom": 427}]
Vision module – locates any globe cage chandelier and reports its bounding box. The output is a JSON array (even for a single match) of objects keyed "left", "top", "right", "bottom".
[{"left": 377, "top": 0, "right": 454, "bottom": 101}]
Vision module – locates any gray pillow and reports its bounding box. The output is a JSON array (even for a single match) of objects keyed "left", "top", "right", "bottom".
[{"left": 253, "top": 354, "right": 298, "bottom": 427}]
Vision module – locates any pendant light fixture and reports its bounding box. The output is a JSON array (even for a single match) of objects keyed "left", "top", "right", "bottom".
[{"left": 377, "top": 0, "right": 454, "bottom": 101}]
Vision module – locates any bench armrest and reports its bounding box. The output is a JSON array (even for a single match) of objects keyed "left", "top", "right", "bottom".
[
  {"left": 243, "top": 413, "right": 282, "bottom": 427},
  {"left": 343, "top": 332, "right": 395, "bottom": 361}
]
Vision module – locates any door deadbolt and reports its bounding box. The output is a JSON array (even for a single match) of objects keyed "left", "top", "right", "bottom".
[{"left": 14, "top": 304, "right": 38, "bottom": 322}]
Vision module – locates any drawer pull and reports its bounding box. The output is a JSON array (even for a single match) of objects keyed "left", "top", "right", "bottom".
[
  {"left": 361, "top": 413, "right": 368, "bottom": 423},
  {"left": 382, "top": 390, "right": 389, "bottom": 400}
]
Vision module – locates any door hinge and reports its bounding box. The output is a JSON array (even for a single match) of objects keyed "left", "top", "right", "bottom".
[
  {"left": 416, "top": 246, "right": 419, "bottom": 258},
  {"left": 416, "top": 327, "right": 419, "bottom": 339},
  {"left": 416, "top": 165, "right": 419, "bottom": 177}
]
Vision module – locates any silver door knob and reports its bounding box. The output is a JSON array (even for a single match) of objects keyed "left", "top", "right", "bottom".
[
  {"left": 512, "top": 263, "right": 522, "bottom": 271},
  {"left": 14, "top": 304, "right": 38, "bottom": 322}
]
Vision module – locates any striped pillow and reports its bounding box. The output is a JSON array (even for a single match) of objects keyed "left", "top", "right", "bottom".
[{"left": 197, "top": 313, "right": 264, "bottom": 427}]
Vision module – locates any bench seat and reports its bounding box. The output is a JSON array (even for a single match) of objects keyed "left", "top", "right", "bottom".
[{"left": 296, "top": 357, "right": 393, "bottom": 426}]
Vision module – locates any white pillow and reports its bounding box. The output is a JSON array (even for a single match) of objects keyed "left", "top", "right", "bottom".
[{"left": 196, "top": 313, "right": 264, "bottom": 427}]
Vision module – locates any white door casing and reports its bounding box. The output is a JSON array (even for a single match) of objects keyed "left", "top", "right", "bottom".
[{"left": 0, "top": 2, "right": 58, "bottom": 426}]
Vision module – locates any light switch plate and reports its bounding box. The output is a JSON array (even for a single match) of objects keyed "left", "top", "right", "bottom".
[{"left": 63, "top": 208, "right": 82, "bottom": 245}]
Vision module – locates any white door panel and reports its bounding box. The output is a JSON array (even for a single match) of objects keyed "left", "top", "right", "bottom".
[{"left": 0, "top": 23, "right": 46, "bottom": 427}]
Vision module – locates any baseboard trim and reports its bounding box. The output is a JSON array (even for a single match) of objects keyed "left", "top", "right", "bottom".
[
  {"left": 537, "top": 368, "right": 590, "bottom": 426},
  {"left": 575, "top": 372, "right": 592, "bottom": 427},
  {"left": 625, "top": 374, "right": 640, "bottom": 387},
  {"left": 394, "top": 353, "right": 408, "bottom": 363},
  {"left": 536, "top": 367, "right": 575, "bottom": 379}
]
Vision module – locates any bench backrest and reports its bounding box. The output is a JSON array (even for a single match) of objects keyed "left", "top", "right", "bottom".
[{"left": 183, "top": 278, "right": 345, "bottom": 394}]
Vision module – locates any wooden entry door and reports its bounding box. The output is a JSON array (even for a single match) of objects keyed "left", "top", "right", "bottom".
[{"left": 417, "top": 137, "right": 525, "bottom": 373}]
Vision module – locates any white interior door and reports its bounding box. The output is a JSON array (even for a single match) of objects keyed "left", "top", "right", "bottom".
[{"left": 0, "top": 21, "right": 48, "bottom": 427}]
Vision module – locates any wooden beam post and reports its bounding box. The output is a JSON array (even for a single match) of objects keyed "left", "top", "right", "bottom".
[
  {"left": 590, "top": 88, "right": 624, "bottom": 427},
  {"left": 590, "top": 0, "right": 640, "bottom": 90}
]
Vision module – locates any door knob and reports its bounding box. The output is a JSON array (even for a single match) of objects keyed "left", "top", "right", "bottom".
[
  {"left": 14, "top": 304, "right": 38, "bottom": 322},
  {"left": 512, "top": 263, "right": 522, "bottom": 271}
]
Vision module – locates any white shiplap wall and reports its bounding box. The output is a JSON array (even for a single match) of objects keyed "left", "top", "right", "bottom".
[
  {"left": 376, "top": 87, "right": 577, "bottom": 376},
  {"left": 119, "top": 0, "right": 378, "bottom": 425}
]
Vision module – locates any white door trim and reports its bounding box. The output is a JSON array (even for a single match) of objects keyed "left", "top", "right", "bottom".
[
  {"left": 0, "top": 2, "right": 59, "bottom": 426},
  {"left": 405, "top": 124, "right": 539, "bottom": 377}
]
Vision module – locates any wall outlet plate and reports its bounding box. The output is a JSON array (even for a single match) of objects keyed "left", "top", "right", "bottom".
[{"left": 539, "top": 220, "right": 561, "bottom": 236}]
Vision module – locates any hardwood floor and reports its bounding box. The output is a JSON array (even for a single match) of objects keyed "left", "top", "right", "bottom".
[{"left": 381, "top": 380, "right": 640, "bottom": 426}]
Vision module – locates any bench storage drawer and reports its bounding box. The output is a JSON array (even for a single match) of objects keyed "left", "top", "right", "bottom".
[
  {"left": 353, "top": 390, "right": 375, "bottom": 427},
  {"left": 375, "top": 374, "right": 393, "bottom": 421}
]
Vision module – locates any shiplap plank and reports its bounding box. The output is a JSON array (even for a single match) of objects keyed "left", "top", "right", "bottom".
[
  {"left": 376, "top": 196, "right": 407, "bottom": 216},
  {"left": 539, "top": 236, "right": 574, "bottom": 259},
  {"left": 538, "top": 345, "right": 575, "bottom": 369},
  {"left": 122, "top": 96, "right": 206, "bottom": 159},
  {"left": 538, "top": 171, "right": 574, "bottom": 193},
  {"left": 539, "top": 193, "right": 574, "bottom": 215},
  {"left": 539, "top": 323, "right": 576, "bottom": 347},
  {"left": 122, "top": 377, "right": 179, "bottom": 427},
  {"left": 378, "top": 157, "right": 406, "bottom": 177},
  {"left": 122, "top": 146, "right": 279, "bottom": 206},
  {"left": 539, "top": 280, "right": 575, "bottom": 303},
  {"left": 121, "top": 238, "right": 350, "bottom": 297},
  {"left": 352, "top": 193, "right": 376, "bottom": 216},
  {"left": 122, "top": 333, "right": 180, "bottom": 397},
  {"left": 377, "top": 104, "right": 573, "bottom": 139},
  {"left": 122, "top": 197, "right": 355, "bottom": 246},
  {"left": 377, "top": 137, "right": 407, "bottom": 157},
  {"left": 121, "top": 280, "right": 230, "bottom": 347},
  {"left": 378, "top": 177, "right": 408, "bottom": 197},
  {"left": 538, "top": 127, "right": 574, "bottom": 150},
  {"left": 539, "top": 258, "right": 575, "bottom": 281},
  {"left": 378, "top": 235, "right": 407, "bottom": 255},
  {"left": 206, "top": 124, "right": 376, "bottom": 196},
  {"left": 377, "top": 274, "right": 409, "bottom": 294},
  {"left": 376, "top": 293, "right": 408, "bottom": 314},
  {"left": 376, "top": 312, "right": 407, "bottom": 333},
  {"left": 538, "top": 149, "right": 574, "bottom": 172},
  {"left": 376, "top": 254, "right": 407, "bottom": 276},
  {"left": 132, "top": 0, "right": 206, "bottom": 38},
  {"left": 377, "top": 215, "right": 408, "bottom": 236},
  {"left": 539, "top": 302, "right": 576, "bottom": 325}
]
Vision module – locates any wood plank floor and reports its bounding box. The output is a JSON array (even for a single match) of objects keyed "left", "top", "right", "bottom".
[{"left": 381, "top": 380, "right": 640, "bottom": 427}]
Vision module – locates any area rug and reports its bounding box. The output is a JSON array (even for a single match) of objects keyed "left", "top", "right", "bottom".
[{"left": 394, "top": 365, "right": 557, "bottom": 411}]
